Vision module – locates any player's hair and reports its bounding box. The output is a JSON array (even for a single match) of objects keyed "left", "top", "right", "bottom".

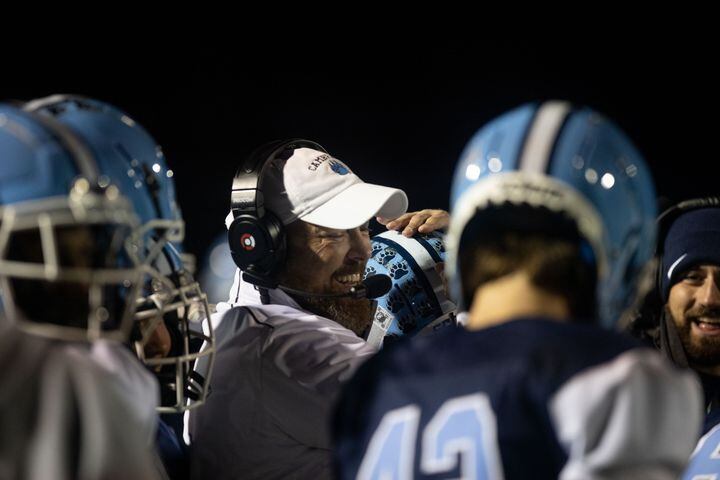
[{"left": 460, "top": 229, "right": 597, "bottom": 321}]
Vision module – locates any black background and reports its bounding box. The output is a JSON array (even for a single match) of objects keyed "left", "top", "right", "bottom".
[{"left": 5, "top": 37, "right": 716, "bottom": 264}]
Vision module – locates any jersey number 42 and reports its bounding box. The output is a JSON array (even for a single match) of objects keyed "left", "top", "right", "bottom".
[{"left": 357, "top": 393, "right": 505, "bottom": 480}]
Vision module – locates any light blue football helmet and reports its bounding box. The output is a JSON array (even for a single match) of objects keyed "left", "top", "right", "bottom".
[
  {"left": 26, "top": 95, "right": 215, "bottom": 412},
  {"left": 447, "top": 101, "right": 657, "bottom": 328},
  {"left": 0, "top": 104, "right": 142, "bottom": 341},
  {"left": 364, "top": 230, "right": 457, "bottom": 348}
]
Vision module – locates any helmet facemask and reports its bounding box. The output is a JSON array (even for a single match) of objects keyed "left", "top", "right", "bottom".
[
  {"left": 132, "top": 219, "right": 215, "bottom": 413},
  {"left": 0, "top": 181, "right": 142, "bottom": 342}
]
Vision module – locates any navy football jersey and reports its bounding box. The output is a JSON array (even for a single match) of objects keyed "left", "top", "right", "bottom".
[{"left": 333, "top": 318, "right": 702, "bottom": 480}]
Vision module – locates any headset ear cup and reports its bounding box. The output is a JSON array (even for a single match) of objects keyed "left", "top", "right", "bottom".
[
  {"left": 228, "top": 211, "right": 286, "bottom": 282},
  {"left": 228, "top": 216, "right": 266, "bottom": 271}
]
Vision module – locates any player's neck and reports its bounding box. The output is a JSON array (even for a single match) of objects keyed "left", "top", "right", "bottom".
[{"left": 465, "top": 271, "right": 570, "bottom": 331}]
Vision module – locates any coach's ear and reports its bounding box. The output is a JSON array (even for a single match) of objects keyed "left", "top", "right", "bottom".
[{"left": 377, "top": 209, "right": 449, "bottom": 237}]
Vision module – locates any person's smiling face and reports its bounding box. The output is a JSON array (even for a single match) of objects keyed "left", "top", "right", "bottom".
[
  {"left": 667, "top": 264, "right": 720, "bottom": 367},
  {"left": 280, "top": 220, "right": 374, "bottom": 335}
]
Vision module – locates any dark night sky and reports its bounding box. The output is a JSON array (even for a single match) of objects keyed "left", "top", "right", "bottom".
[{"left": 4, "top": 38, "right": 716, "bottom": 264}]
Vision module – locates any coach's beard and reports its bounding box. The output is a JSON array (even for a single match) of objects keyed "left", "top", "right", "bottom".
[{"left": 294, "top": 294, "right": 374, "bottom": 337}]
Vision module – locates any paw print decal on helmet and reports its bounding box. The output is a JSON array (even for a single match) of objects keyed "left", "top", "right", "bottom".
[
  {"left": 389, "top": 261, "right": 410, "bottom": 280},
  {"left": 377, "top": 247, "right": 397, "bottom": 266}
]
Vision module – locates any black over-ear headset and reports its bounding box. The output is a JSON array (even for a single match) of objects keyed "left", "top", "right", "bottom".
[
  {"left": 228, "top": 138, "right": 327, "bottom": 289},
  {"left": 631, "top": 196, "right": 720, "bottom": 366}
]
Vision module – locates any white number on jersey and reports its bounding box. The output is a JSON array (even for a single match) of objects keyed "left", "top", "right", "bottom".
[{"left": 357, "top": 393, "right": 504, "bottom": 480}]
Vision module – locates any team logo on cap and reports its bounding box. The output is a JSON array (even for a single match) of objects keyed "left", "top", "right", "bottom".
[
  {"left": 240, "top": 233, "right": 256, "bottom": 251},
  {"left": 329, "top": 160, "right": 349, "bottom": 176}
]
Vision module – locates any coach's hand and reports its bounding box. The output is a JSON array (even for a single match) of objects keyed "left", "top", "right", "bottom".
[{"left": 378, "top": 209, "right": 449, "bottom": 237}]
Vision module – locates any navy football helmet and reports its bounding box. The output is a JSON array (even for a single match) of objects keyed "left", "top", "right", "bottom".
[
  {"left": 27, "top": 95, "right": 215, "bottom": 412},
  {"left": 447, "top": 101, "right": 657, "bottom": 328},
  {"left": 0, "top": 104, "right": 142, "bottom": 341},
  {"left": 364, "top": 230, "right": 457, "bottom": 348}
]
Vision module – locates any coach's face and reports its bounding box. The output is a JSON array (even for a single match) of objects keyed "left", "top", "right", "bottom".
[
  {"left": 281, "top": 220, "right": 373, "bottom": 334},
  {"left": 283, "top": 220, "right": 371, "bottom": 294},
  {"left": 667, "top": 264, "right": 720, "bottom": 371}
]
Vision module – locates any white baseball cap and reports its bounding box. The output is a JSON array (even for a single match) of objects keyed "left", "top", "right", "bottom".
[{"left": 254, "top": 147, "right": 408, "bottom": 230}]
